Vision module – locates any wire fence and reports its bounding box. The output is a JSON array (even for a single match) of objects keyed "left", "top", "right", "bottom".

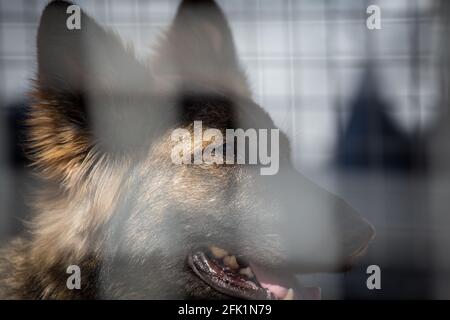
[
  {"left": 0, "top": 0, "right": 446, "bottom": 299},
  {"left": 0, "top": 0, "right": 441, "bottom": 169}
]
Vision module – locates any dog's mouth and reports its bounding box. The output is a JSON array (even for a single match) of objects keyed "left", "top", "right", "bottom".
[{"left": 187, "top": 246, "right": 321, "bottom": 300}]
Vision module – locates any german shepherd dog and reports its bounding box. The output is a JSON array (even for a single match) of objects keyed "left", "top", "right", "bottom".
[{"left": 0, "top": 0, "right": 375, "bottom": 299}]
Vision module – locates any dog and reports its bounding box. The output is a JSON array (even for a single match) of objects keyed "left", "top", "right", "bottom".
[{"left": 0, "top": 0, "right": 374, "bottom": 299}]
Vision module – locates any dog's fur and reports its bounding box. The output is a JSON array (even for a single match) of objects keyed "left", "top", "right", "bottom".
[{"left": 0, "top": 0, "right": 374, "bottom": 299}]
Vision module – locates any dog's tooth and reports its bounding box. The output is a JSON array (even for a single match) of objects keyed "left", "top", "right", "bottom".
[
  {"left": 223, "top": 255, "right": 239, "bottom": 269},
  {"left": 282, "top": 288, "right": 294, "bottom": 300},
  {"left": 239, "top": 267, "right": 254, "bottom": 278},
  {"left": 210, "top": 246, "right": 228, "bottom": 259}
]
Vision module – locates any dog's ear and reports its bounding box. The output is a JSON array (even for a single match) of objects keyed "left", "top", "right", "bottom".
[
  {"left": 37, "top": 1, "right": 151, "bottom": 98},
  {"left": 30, "top": 1, "right": 156, "bottom": 182},
  {"left": 154, "top": 0, "right": 249, "bottom": 95}
]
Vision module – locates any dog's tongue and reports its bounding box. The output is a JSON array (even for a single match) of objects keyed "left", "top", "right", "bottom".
[
  {"left": 251, "top": 264, "right": 321, "bottom": 300},
  {"left": 260, "top": 283, "right": 289, "bottom": 299},
  {"left": 260, "top": 282, "right": 321, "bottom": 300}
]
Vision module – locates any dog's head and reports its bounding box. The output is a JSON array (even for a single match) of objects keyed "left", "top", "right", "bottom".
[{"left": 29, "top": 0, "right": 375, "bottom": 299}]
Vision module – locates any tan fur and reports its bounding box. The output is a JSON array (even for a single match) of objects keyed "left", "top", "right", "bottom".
[{"left": 27, "top": 89, "right": 92, "bottom": 185}]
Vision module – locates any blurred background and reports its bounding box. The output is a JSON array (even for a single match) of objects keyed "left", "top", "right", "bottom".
[{"left": 0, "top": 0, "right": 449, "bottom": 299}]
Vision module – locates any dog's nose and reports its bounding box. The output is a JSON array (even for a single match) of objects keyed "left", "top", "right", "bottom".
[
  {"left": 332, "top": 197, "right": 376, "bottom": 264},
  {"left": 349, "top": 218, "right": 375, "bottom": 258},
  {"left": 340, "top": 212, "right": 376, "bottom": 266}
]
